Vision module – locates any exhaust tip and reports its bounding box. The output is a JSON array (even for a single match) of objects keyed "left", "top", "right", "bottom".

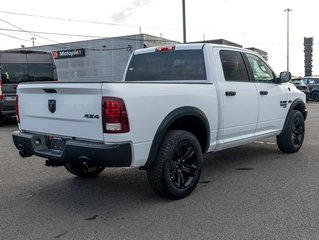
[{"left": 19, "top": 150, "right": 31, "bottom": 158}]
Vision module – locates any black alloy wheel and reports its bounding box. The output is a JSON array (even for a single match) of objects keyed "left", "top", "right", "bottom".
[
  {"left": 169, "top": 143, "right": 199, "bottom": 189},
  {"left": 147, "top": 130, "right": 203, "bottom": 199},
  {"left": 277, "top": 110, "right": 305, "bottom": 153},
  {"left": 291, "top": 115, "right": 304, "bottom": 149}
]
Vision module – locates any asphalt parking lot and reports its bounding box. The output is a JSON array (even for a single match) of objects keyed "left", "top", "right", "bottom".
[{"left": 1, "top": 103, "right": 319, "bottom": 240}]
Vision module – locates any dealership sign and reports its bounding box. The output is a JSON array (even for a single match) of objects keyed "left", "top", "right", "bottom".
[{"left": 52, "top": 48, "right": 85, "bottom": 59}]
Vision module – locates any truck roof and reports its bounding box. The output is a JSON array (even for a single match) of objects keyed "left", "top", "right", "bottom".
[{"left": 133, "top": 43, "right": 255, "bottom": 55}]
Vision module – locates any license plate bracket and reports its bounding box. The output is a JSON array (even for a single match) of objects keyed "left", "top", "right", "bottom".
[
  {"left": 5, "top": 96, "right": 15, "bottom": 101},
  {"left": 48, "top": 137, "right": 65, "bottom": 151}
]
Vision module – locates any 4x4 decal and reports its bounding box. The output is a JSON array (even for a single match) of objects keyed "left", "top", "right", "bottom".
[{"left": 280, "top": 100, "right": 287, "bottom": 108}]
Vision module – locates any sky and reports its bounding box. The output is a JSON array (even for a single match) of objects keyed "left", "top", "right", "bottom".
[{"left": 0, "top": 0, "right": 318, "bottom": 77}]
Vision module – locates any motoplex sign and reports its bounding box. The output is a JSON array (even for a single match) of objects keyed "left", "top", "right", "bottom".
[{"left": 52, "top": 49, "right": 85, "bottom": 59}]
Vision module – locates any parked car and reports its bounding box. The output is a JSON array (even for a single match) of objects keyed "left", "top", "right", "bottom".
[
  {"left": 290, "top": 79, "right": 310, "bottom": 101},
  {"left": 0, "top": 50, "right": 57, "bottom": 125},
  {"left": 302, "top": 76, "right": 319, "bottom": 101}
]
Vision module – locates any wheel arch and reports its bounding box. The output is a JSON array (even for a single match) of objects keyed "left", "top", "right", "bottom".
[
  {"left": 143, "top": 106, "right": 210, "bottom": 169},
  {"left": 310, "top": 88, "right": 319, "bottom": 94},
  {"left": 280, "top": 98, "right": 307, "bottom": 135}
]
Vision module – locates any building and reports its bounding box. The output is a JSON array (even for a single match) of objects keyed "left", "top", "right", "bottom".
[
  {"left": 246, "top": 47, "right": 268, "bottom": 61},
  {"left": 22, "top": 34, "right": 179, "bottom": 82},
  {"left": 191, "top": 39, "right": 242, "bottom": 48},
  {"left": 304, "top": 37, "right": 313, "bottom": 76}
]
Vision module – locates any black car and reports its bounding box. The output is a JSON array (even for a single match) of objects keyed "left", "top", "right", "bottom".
[
  {"left": 302, "top": 76, "right": 319, "bottom": 101},
  {"left": 0, "top": 50, "right": 57, "bottom": 125},
  {"left": 290, "top": 79, "right": 310, "bottom": 101}
]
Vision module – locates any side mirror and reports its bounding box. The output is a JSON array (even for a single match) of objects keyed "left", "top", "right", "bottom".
[{"left": 279, "top": 71, "right": 291, "bottom": 83}]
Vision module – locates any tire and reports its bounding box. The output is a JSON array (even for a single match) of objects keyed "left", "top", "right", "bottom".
[
  {"left": 311, "top": 91, "right": 319, "bottom": 101},
  {"left": 64, "top": 162, "right": 105, "bottom": 177},
  {"left": 147, "top": 130, "right": 203, "bottom": 199},
  {"left": 277, "top": 110, "right": 305, "bottom": 153},
  {"left": 0, "top": 116, "right": 4, "bottom": 126}
]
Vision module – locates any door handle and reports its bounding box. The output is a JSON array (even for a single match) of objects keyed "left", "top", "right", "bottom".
[
  {"left": 225, "top": 91, "right": 236, "bottom": 96},
  {"left": 260, "top": 91, "right": 268, "bottom": 95}
]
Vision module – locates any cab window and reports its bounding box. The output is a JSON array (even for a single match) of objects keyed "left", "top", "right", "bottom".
[
  {"left": 220, "top": 50, "right": 249, "bottom": 82},
  {"left": 245, "top": 53, "right": 275, "bottom": 83},
  {"left": 125, "top": 50, "right": 206, "bottom": 81}
]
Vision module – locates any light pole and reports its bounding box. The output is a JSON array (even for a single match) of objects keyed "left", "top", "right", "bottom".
[
  {"left": 31, "top": 37, "right": 36, "bottom": 47},
  {"left": 182, "top": 0, "right": 186, "bottom": 43},
  {"left": 285, "top": 8, "right": 292, "bottom": 72}
]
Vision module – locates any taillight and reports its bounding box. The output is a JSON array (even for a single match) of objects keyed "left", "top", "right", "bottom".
[
  {"left": 155, "top": 45, "right": 176, "bottom": 52},
  {"left": 102, "top": 97, "right": 129, "bottom": 133},
  {"left": 0, "top": 81, "right": 3, "bottom": 100},
  {"left": 16, "top": 95, "right": 20, "bottom": 123}
]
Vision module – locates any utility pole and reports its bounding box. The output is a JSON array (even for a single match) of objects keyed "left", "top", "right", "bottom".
[
  {"left": 285, "top": 8, "right": 292, "bottom": 72},
  {"left": 182, "top": 0, "right": 186, "bottom": 43},
  {"left": 31, "top": 37, "right": 36, "bottom": 47}
]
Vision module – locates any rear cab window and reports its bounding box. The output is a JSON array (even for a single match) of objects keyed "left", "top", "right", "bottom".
[{"left": 125, "top": 49, "right": 207, "bottom": 81}]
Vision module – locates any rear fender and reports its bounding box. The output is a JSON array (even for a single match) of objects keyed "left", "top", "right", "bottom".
[{"left": 143, "top": 106, "right": 210, "bottom": 169}]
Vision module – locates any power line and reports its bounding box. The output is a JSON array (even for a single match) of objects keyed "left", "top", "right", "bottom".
[
  {"left": 0, "top": 27, "right": 104, "bottom": 38},
  {"left": 0, "top": 17, "right": 111, "bottom": 49},
  {"left": 0, "top": 31, "right": 133, "bottom": 51},
  {"left": 0, "top": 10, "right": 182, "bottom": 31},
  {"left": 0, "top": 17, "right": 60, "bottom": 44},
  {"left": 0, "top": 17, "right": 179, "bottom": 51},
  {"left": 0, "top": 18, "right": 138, "bottom": 51},
  {"left": 0, "top": 32, "right": 30, "bottom": 42},
  {"left": 0, "top": 10, "right": 133, "bottom": 27},
  {"left": 0, "top": 27, "right": 178, "bottom": 44}
]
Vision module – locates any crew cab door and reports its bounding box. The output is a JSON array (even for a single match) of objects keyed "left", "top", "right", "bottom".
[
  {"left": 218, "top": 50, "right": 259, "bottom": 144},
  {"left": 244, "top": 53, "right": 288, "bottom": 135}
]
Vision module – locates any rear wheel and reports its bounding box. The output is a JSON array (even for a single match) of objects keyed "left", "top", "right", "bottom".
[
  {"left": 277, "top": 110, "right": 305, "bottom": 153},
  {"left": 0, "top": 116, "right": 4, "bottom": 126},
  {"left": 311, "top": 91, "right": 319, "bottom": 101},
  {"left": 64, "top": 162, "right": 105, "bottom": 177},
  {"left": 147, "top": 130, "right": 202, "bottom": 199}
]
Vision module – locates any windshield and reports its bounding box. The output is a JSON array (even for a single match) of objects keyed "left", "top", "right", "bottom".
[{"left": 1, "top": 63, "right": 54, "bottom": 83}]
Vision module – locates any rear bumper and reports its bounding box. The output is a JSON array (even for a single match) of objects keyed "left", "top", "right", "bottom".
[{"left": 12, "top": 131, "right": 132, "bottom": 167}]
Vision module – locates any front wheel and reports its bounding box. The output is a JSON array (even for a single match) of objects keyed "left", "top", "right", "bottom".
[
  {"left": 64, "top": 162, "right": 105, "bottom": 177},
  {"left": 147, "top": 130, "right": 203, "bottom": 199},
  {"left": 277, "top": 110, "right": 305, "bottom": 153},
  {"left": 311, "top": 91, "right": 319, "bottom": 101},
  {"left": 0, "top": 116, "right": 5, "bottom": 126}
]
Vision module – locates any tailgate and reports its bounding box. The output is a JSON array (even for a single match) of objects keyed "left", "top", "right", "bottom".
[{"left": 18, "top": 83, "right": 104, "bottom": 141}]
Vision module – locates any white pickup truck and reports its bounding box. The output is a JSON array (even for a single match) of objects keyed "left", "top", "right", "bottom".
[{"left": 12, "top": 43, "right": 307, "bottom": 199}]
